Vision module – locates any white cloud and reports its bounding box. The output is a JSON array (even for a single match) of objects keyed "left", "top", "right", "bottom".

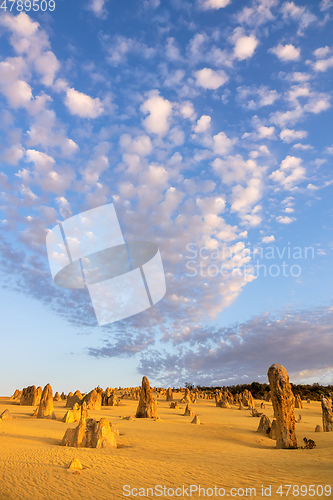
[
  {"left": 270, "top": 155, "right": 306, "bottom": 189},
  {"left": 236, "top": 0, "right": 278, "bottom": 27},
  {"left": 213, "top": 132, "right": 236, "bottom": 155},
  {"left": 307, "top": 183, "right": 319, "bottom": 191},
  {"left": 231, "top": 178, "right": 262, "bottom": 214},
  {"left": 56, "top": 196, "right": 72, "bottom": 219},
  {"left": 89, "top": 0, "right": 107, "bottom": 17},
  {"left": 291, "top": 72, "right": 310, "bottom": 82},
  {"left": 180, "top": 101, "right": 196, "bottom": 121},
  {"left": 0, "top": 12, "right": 39, "bottom": 38},
  {"left": 320, "top": 0, "right": 333, "bottom": 10},
  {"left": 195, "top": 68, "right": 228, "bottom": 90},
  {"left": 4, "top": 79, "right": 33, "bottom": 108},
  {"left": 305, "top": 96, "right": 331, "bottom": 114},
  {"left": 120, "top": 134, "right": 152, "bottom": 157},
  {"left": 1, "top": 144, "right": 24, "bottom": 165},
  {"left": 280, "top": 128, "right": 308, "bottom": 143},
  {"left": 199, "top": 0, "right": 231, "bottom": 10},
  {"left": 212, "top": 154, "right": 260, "bottom": 185},
  {"left": 169, "top": 127, "right": 185, "bottom": 146},
  {"left": 65, "top": 88, "right": 104, "bottom": 118},
  {"left": 313, "top": 46, "right": 331, "bottom": 58},
  {"left": 313, "top": 57, "right": 333, "bottom": 72},
  {"left": 237, "top": 85, "right": 279, "bottom": 109},
  {"left": 141, "top": 92, "right": 172, "bottom": 136},
  {"left": 106, "top": 35, "right": 155, "bottom": 66},
  {"left": 194, "top": 115, "right": 211, "bottom": 133},
  {"left": 262, "top": 235, "right": 275, "bottom": 243},
  {"left": 258, "top": 125, "right": 275, "bottom": 138},
  {"left": 281, "top": 2, "right": 317, "bottom": 33},
  {"left": 34, "top": 51, "right": 60, "bottom": 86},
  {"left": 270, "top": 106, "right": 304, "bottom": 127},
  {"left": 196, "top": 196, "right": 226, "bottom": 216},
  {"left": 249, "top": 145, "right": 270, "bottom": 158},
  {"left": 276, "top": 215, "right": 295, "bottom": 224},
  {"left": 234, "top": 35, "right": 259, "bottom": 60},
  {"left": 292, "top": 143, "right": 313, "bottom": 150},
  {"left": 26, "top": 149, "right": 55, "bottom": 171},
  {"left": 270, "top": 43, "right": 300, "bottom": 61},
  {"left": 165, "top": 37, "right": 182, "bottom": 61},
  {"left": 81, "top": 142, "right": 110, "bottom": 184}
]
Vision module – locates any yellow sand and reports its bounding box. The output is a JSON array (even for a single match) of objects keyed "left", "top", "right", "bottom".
[{"left": 0, "top": 396, "right": 332, "bottom": 500}]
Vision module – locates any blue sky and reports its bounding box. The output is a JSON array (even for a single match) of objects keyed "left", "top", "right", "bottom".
[{"left": 0, "top": 0, "right": 332, "bottom": 394}]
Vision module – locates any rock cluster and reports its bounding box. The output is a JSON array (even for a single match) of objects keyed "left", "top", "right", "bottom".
[
  {"left": 63, "top": 403, "right": 81, "bottom": 423},
  {"left": 61, "top": 403, "right": 117, "bottom": 449},
  {"left": 242, "top": 389, "right": 255, "bottom": 409},
  {"left": 66, "top": 394, "right": 82, "bottom": 408},
  {"left": 20, "top": 385, "right": 42, "bottom": 406}
]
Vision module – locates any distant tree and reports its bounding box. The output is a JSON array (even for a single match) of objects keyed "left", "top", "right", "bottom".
[{"left": 185, "top": 382, "right": 194, "bottom": 390}]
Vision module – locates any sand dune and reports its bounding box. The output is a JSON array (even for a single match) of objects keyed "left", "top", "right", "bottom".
[{"left": 0, "top": 395, "right": 332, "bottom": 500}]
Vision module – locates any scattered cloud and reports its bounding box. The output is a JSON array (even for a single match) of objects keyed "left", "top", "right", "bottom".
[
  {"left": 258, "top": 125, "right": 275, "bottom": 138},
  {"left": 195, "top": 68, "right": 229, "bottom": 89},
  {"left": 213, "top": 132, "right": 236, "bottom": 155},
  {"left": 281, "top": 1, "right": 317, "bottom": 34},
  {"left": 270, "top": 155, "right": 306, "bottom": 189},
  {"left": 65, "top": 88, "right": 104, "bottom": 118},
  {"left": 137, "top": 305, "right": 333, "bottom": 385},
  {"left": 270, "top": 43, "right": 300, "bottom": 61},
  {"left": 233, "top": 35, "right": 259, "bottom": 61},
  {"left": 89, "top": 0, "right": 108, "bottom": 18},
  {"left": 140, "top": 92, "right": 173, "bottom": 136},
  {"left": 198, "top": 0, "right": 231, "bottom": 11},
  {"left": 194, "top": 115, "right": 211, "bottom": 133},
  {"left": 280, "top": 128, "right": 308, "bottom": 143},
  {"left": 262, "top": 235, "right": 275, "bottom": 243},
  {"left": 276, "top": 215, "right": 295, "bottom": 224}
]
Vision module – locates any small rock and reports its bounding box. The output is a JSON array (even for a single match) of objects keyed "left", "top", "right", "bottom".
[
  {"left": 269, "top": 419, "right": 277, "bottom": 440},
  {"left": 315, "top": 425, "right": 322, "bottom": 432},
  {"left": 183, "top": 404, "right": 194, "bottom": 417},
  {"left": 257, "top": 415, "right": 271, "bottom": 435},
  {"left": 68, "top": 458, "right": 83, "bottom": 470},
  {"left": 0, "top": 410, "right": 12, "bottom": 420},
  {"left": 191, "top": 415, "right": 200, "bottom": 425}
]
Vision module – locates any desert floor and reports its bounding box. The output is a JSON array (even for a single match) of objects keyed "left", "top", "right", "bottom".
[{"left": 0, "top": 395, "right": 332, "bottom": 500}]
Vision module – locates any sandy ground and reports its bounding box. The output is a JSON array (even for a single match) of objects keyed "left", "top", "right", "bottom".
[{"left": 0, "top": 395, "right": 332, "bottom": 500}]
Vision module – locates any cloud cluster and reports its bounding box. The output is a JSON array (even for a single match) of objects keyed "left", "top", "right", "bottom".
[
  {"left": 136, "top": 305, "right": 333, "bottom": 385},
  {"left": 0, "top": 2, "right": 331, "bottom": 386}
]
